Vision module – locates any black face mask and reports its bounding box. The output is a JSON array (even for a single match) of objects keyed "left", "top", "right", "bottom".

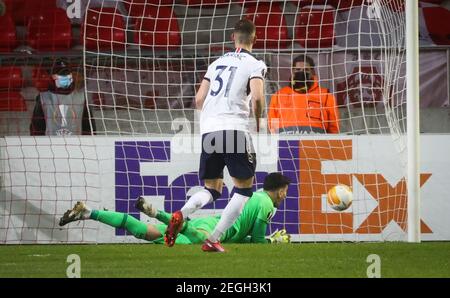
[{"left": 291, "top": 70, "right": 313, "bottom": 93}]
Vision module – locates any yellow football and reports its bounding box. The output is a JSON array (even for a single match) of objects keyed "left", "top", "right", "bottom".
[{"left": 327, "top": 184, "right": 353, "bottom": 211}]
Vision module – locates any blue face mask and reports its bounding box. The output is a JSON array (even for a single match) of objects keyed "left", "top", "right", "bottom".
[{"left": 55, "top": 75, "right": 73, "bottom": 89}]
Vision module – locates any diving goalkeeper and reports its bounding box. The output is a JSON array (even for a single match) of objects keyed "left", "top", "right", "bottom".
[{"left": 58, "top": 172, "right": 291, "bottom": 244}]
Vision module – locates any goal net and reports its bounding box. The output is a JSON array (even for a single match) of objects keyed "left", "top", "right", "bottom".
[{"left": 1, "top": 0, "right": 424, "bottom": 244}]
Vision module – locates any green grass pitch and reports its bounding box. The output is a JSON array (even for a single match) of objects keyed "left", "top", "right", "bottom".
[{"left": 1, "top": 242, "right": 449, "bottom": 278}]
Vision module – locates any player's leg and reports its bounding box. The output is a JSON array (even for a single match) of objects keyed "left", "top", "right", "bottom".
[
  {"left": 179, "top": 131, "right": 225, "bottom": 219},
  {"left": 135, "top": 196, "right": 171, "bottom": 224},
  {"left": 203, "top": 177, "right": 253, "bottom": 252},
  {"left": 136, "top": 196, "right": 181, "bottom": 226},
  {"left": 136, "top": 196, "right": 210, "bottom": 244},
  {"left": 183, "top": 131, "right": 226, "bottom": 219},
  {"left": 90, "top": 209, "right": 150, "bottom": 240},
  {"left": 59, "top": 201, "right": 91, "bottom": 225},
  {"left": 180, "top": 179, "right": 222, "bottom": 219},
  {"left": 165, "top": 131, "right": 225, "bottom": 247},
  {"left": 59, "top": 202, "right": 152, "bottom": 241},
  {"left": 137, "top": 196, "right": 186, "bottom": 246},
  {"left": 135, "top": 196, "right": 157, "bottom": 217},
  {"left": 203, "top": 131, "right": 256, "bottom": 252},
  {"left": 144, "top": 224, "right": 164, "bottom": 241}
]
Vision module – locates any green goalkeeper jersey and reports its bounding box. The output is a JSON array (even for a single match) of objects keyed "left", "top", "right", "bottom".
[
  {"left": 152, "top": 191, "right": 275, "bottom": 244},
  {"left": 221, "top": 191, "right": 275, "bottom": 243}
]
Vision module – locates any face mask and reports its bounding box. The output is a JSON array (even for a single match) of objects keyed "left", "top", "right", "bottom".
[
  {"left": 291, "top": 70, "right": 312, "bottom": 93},
  {"left": 55, "top": 74, "right": 73, "bottom": 89}
]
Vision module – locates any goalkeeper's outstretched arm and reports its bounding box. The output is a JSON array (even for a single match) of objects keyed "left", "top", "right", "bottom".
[{"left": 239, "top": 220, "right": 290, "bottom": 244}]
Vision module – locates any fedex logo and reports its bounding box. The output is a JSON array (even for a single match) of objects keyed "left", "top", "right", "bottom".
[
  {"left": 114, "top": 140, "right": 299, "bottom": 235},
  {"left": 115, "top": 139, "right": 432, "bottom": 237}
]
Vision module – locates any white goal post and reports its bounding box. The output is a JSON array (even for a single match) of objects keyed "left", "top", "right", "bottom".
[{"left": 406, "top": 0, "right": 420, "bottom": 243}]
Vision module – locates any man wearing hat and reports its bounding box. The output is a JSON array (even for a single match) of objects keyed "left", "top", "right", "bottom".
[{"left": 30, "top": 59, "right": 96, "bottom": 136}]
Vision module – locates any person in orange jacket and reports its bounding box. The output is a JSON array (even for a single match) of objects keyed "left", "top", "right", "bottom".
[{"left": 268, "top": 55, "right": 340, "bottom": 134}]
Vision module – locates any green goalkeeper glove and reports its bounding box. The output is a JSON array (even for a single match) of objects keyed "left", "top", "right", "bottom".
[{"left": 268, "top": 229, "right": 291, "bottom": 244}]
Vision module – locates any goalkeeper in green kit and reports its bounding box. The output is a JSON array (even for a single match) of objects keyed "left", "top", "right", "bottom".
[{"left": 59, "top": 172, "right": 291, "bottom": 244}]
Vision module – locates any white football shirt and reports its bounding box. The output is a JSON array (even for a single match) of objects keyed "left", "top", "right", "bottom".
[{"left": 200, "top": 48, "right": 267, "bottom": 135}]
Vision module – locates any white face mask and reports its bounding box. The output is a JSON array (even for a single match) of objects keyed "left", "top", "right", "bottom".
[{"left": 55, "top": 74, "right": 73, "bottom": 88}]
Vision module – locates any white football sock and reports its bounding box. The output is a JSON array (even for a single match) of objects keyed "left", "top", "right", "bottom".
[
  {"left": 208, "top": 192, "right": 250, "bottom": 242},
  {"left": 181, "top": 188, "right": 213, "bottom": 218}
]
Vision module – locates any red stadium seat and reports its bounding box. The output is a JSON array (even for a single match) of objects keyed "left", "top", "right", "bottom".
[
  {"left": 422, "top": 7, "right": 450, "bottom": 45},
  {"left": 293, "top": 0, "right": 364, "bottom": 10},
  {"left": 134, "top": 6, "right": 181, "bottom": 50},
  {"left": 291, "top": 0, "right": 329, "bottom": 6},
  {"left": 244, "top": 3, "right": 288, "bottom": 49},
  {"left": 0, "top": 15, "right": 17, "bottom": 52},
  {"left": 181, "top": 0, "right": 242, "bottom": 7},
  {"left": 295, "top": 6, "right": 336, "bottom": 48},
  {"left": 5, "top": 0, "right": 57, "bottom": 25},
  {"left": 330, "top": 0, "right": 364, "bottom": 10},
  {"left": 2, "top": 0, "right": 24, "bottom": 23},
  {"left": 0, "top": 65, "right": 26, "bottom": 112},
  {"left": 32, "top": 67, "right": 52, "bottom": 92},
  {"left": 0, "top": 67, "right": 23, "bottom": 89},
  {"left": 27, "top": 8, "right": 72, "bottom": 51},
  {"left": 124, "top": 0, "right": 175, "bottom": 17},
  {"left": 0, "top": 91, "right": 27, "bottom": 111},
  {"left": 83, "top": 7, "right": 126, "bottom": 51}
]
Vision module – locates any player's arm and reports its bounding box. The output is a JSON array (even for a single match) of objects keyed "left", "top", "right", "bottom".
[
  {"left": 250, "top": 78, "right": 265, "bottom": 133},
  {"left": 195, "top": 79, "right": 210, "bottom": 110},
  {"left": 250, "top": 218, "right": 270, "bottom": 243},
  {"left": 241, "top": 219, "right": 291, "bottom": 244},
  {"left": 238, "top": 218, "right": 269, "bottom": 243},
  {"left": 243, "top": 201, "right": 290, "bottom": 243}
]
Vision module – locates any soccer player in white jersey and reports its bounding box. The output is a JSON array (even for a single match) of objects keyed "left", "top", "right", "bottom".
[{"left": 164, "top": 19, "right": 267, "bottom": 252}]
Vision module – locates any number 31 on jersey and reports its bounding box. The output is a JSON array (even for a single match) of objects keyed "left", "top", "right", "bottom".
[{"left": 210, "top": 65, "right": 238, "bottom": 98}]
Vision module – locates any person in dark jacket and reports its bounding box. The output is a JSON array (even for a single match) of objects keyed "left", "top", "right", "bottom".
[{"left": 30, "top": 59, "right": 95, "bottom": 136}]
